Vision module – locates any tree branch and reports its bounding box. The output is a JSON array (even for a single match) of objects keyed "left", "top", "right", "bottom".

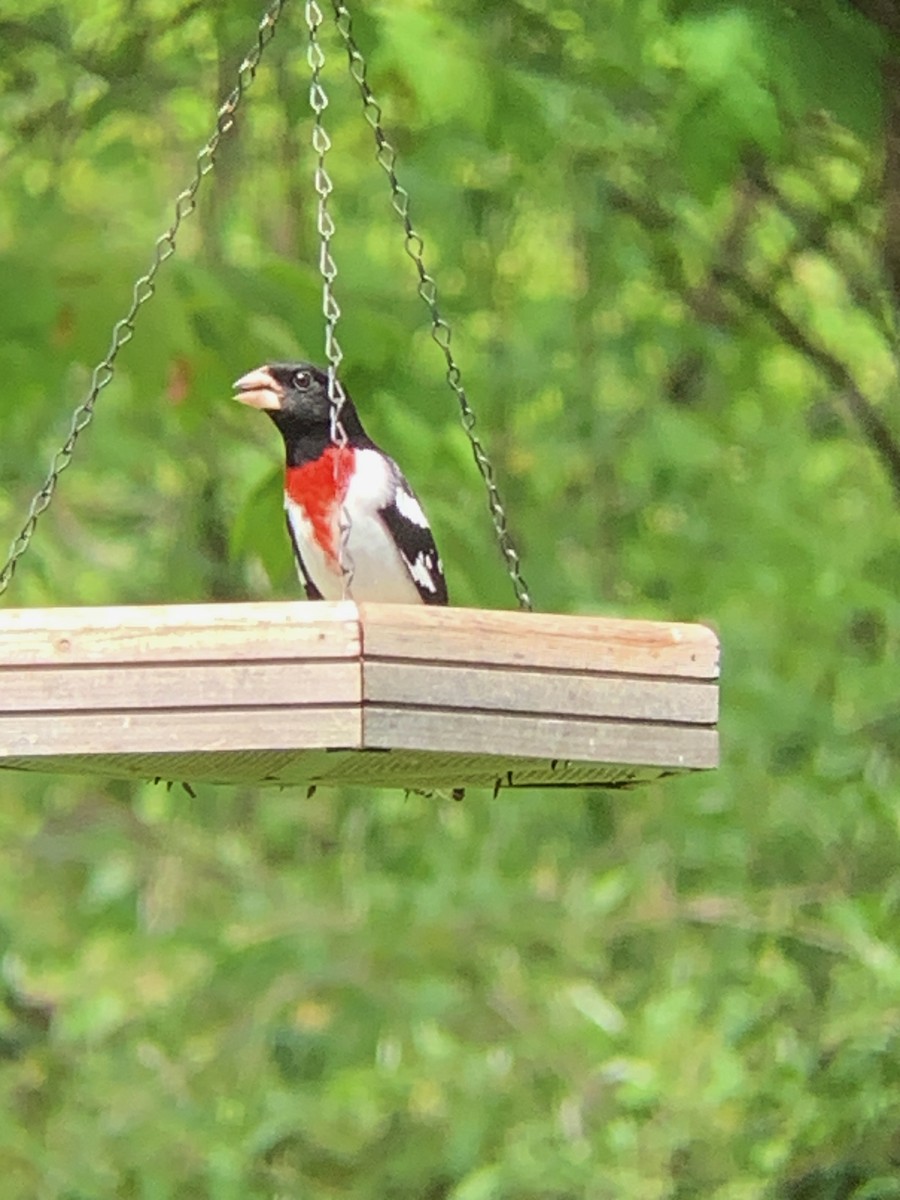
[
  {"left": 609, "top": 179, "right": 900, "bottom": 502},
  {"left": 846, "top": 0, "right": 900, "bottom": 38},
  {"left": 883, "top": 53, "right": 900, "bottom": 309},
  {"left": 715, "top": 264, "right": 900, "bottom": 501},
  {"left": 748, "top": 164, "right": 898, "bottom": 348}
]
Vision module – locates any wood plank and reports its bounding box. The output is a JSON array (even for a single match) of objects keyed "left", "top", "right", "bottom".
[
  {"left": 359, "top": 604, "right": 719, "bottom": 678},
  {"left": 0, "top": 706, "right": 360, "bottom": 757},
  {"left": 364, "top": 707, "right": 718, "bottom": 769},
  {"left": 0, "top": 660, "right": 360, "bottom": 713},
  {"left": 0, "top": 601, "right": 360, "bottom": 666},
  {"left": 364, "top": 661, "right": 718, "bottom": 724}
]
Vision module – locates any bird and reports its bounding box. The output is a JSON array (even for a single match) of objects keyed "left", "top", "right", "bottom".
[{"left": 233, "top": 361, "right": 448, "bottom": 605}]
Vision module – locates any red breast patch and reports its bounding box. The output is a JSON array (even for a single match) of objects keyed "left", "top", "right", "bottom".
[{"left": 285, "top": 447, "right": 355, "bottom": 563}]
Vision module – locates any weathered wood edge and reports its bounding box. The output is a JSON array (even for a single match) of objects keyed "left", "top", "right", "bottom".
[
  {"left": 358, "top": 603, "right": 720, "bottom": 678},
  {"left": 363, "top": 661, "right": 718, "bottom": 723},
  {"left": 0, "top": 660, "right": 360, "bottom": 713},
  {"left": 0, "top": 707, "right": 361, "bottom": 757},
  {"left": 0, "top": 601, "right": 360, "bottom": 665},
  {"left": 364, "top": 708, "right": 719, "bottom": 770},
  {"left": 0, "top": 600, "right": 719, "bottom": 678}
]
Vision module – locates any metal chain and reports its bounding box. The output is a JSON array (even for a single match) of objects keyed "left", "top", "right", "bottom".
[
  {"left": 330, "top": 0, "right": 533, "bottom": 611},
  {"left": 0, "top": 0, "right": 286, "bottom": 600},
  {"left": 305, "top": 0, "right": 355, "bottom": 596}
]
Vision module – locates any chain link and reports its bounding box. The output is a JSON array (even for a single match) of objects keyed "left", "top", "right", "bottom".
[
  {"left": 0, "top": 0, "right": 286, "bottom": 599},
  {"left": 305, "top": 0, "right": 355, "bottom": 596},
  {"left": 330, "top": 0, "right": 532, "bottom": 611}
]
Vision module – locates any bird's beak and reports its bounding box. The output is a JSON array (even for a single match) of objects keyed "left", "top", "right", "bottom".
[{"left": 233, "top": 367, "right": 283, "bottom": 411}]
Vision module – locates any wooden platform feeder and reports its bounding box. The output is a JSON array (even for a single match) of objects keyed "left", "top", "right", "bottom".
[
  {"left": 0, "top": 9, "right": 721, "bottom": 794},
  {"left": 0, "top": 601, "right": 719, "bottom": 790}
]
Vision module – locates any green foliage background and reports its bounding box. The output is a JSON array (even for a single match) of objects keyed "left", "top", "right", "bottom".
[{"left": 2, "top": 0, "right": 900, "bottom": 1195}]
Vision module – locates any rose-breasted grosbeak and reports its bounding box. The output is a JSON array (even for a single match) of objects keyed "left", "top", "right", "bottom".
[{"left": 234, "top": 362, "right": 448, "bottom": 605}]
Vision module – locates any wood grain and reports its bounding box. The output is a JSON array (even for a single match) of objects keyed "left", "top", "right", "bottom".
[
  {"left": 364, "top": 707, "right": 719, "bottom": 769},
  {"left": 0, "top": 660, "right": 360, "bottom": 712},
  {"left": 0, "top": 601, "right": 360, "bottom": 665},
  {"left": 359, "top": 604, "right": 720, "bottom": 678},
  {"left": 364, "top": 661, "right": 718, "bottom": 723},
  {"left": 0, "top": 706, "right": 360, "bottom": 757}
]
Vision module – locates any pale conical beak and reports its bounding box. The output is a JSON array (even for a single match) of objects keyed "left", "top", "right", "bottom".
[{"left": 233, "top": 367, "right": 283, "bottom": 411}]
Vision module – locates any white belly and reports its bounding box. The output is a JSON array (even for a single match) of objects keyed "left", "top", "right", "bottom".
[{"left": 285, "top": 495, "right": 423, "bottom": 603}]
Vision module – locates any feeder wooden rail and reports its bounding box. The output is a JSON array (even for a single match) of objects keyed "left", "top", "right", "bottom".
[{"left": 0, "top": 602, "right": 719, "bottom": 790}]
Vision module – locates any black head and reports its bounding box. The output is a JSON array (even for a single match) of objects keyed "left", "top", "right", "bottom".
[{"left": 233, "top": 361, "right": 367, "bottom": 456}]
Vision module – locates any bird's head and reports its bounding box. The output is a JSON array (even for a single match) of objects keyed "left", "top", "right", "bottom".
[{"left": 233, "top": 362, "right": 362, "bottom": 442}]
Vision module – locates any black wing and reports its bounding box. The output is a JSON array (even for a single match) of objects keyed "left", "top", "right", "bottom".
[
  {"left": 378, "top": 469, "right": 449, "bottom": 606},
  {"left": 284, "top": 512, "right": 324, "bottom": 601}
]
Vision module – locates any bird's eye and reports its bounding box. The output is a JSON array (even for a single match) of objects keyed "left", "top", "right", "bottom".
[{"left": 292, "top": 369, "right": 312, "bottom": 390}]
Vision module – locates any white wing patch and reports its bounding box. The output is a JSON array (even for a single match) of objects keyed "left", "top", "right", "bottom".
[
  {"left": 393, "top": 484, "right": 429, "bottom": 528},
  {"left": 405, "top": 549, "right": 441, "bottom": 593}
]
